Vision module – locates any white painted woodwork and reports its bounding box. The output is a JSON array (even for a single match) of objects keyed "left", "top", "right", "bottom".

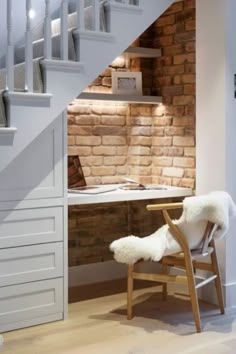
[
  {"left": 0, "top": 242, "right": 63, "bottom": 287},
  {"left": 0, "top": 113, "right": 63, "bottom": 201},
  {"left": 91, "top": 0, "right": 100, "bottom": 32},
  {"left": 25, "top": 0, "right": 33, "bottom": 92},
  {"left": 76, "top": 0, "right": 85, "bottom": 30},
  {"left": 68, "top": 185, "right": 192, "bottom": 205},
  {"left": 0, "top": 278, "right": 63, "bottom": 326},
  {"left": 60, "top": 0, "right": 68, "bottom": 60},
  {"left": 0, "top": 206, "right": 63, "bottom": 248},
  {"left": 6, "top": 0, "right": 14, "bottom": 91},
  {"left": 44, "top": 0, "right": 52, "bottom": 59}
]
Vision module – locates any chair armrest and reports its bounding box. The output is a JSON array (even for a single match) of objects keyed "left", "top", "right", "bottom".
[{"left": 146, "top": 202, "right": 183, "bottom": 211}]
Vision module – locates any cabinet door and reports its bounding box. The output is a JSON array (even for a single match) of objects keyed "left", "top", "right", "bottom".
[
  {"left": 0, "top": 242, "right": 63, "bottom": 287},
  {"left": 0, "top": 206, "right": 63, "bottom": 248},
  {"left": 0, "top": 278, "right": 63, "bottom": 327}
]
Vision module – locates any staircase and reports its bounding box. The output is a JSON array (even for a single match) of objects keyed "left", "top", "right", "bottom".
[{"left": 0, "top": 0, "right": 174, "bottom": 334}]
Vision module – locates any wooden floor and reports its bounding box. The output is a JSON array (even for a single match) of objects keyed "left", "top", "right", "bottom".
[{"left": 2, "top": 282, "right": 236, "bottom": 354}]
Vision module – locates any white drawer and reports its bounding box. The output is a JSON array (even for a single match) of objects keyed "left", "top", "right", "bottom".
[
  {"left": 0, "top": 242, "right": 63, "bottom": 287},
  {"left": 0, "top": 278, "right": 63, "bottom": 327},
  {"left": 0, "top": 206, "right": 63, "bottom": 248}
]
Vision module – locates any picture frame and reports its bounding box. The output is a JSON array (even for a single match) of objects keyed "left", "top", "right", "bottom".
[{"left": 112, "top": 71, "right": 142, "bottom": 95}]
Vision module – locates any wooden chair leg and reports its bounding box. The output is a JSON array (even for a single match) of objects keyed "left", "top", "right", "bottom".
[
  {"left": 210, "top": 241, "right": 225, "bottom": 314},
  {"left": 127, "top": 264, "right": 134, "bottom": 320},
  {"left": 185, "top": 254, "right": 202, "bottom": 333},
  {"left": 162, "top": 258, "right": 168, "bottom": 301}
]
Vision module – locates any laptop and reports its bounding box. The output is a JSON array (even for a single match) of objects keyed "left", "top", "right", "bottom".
[{"left": 68, "top": 155, "right": 117, "bottom": 194}]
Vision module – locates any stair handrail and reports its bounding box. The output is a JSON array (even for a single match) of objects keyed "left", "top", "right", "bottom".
[
  {"left": 6, "top": 0, "right": 14, "bottom": 91},
  {"left": 25, "top": 0, "right": 33, "bottom": 92}
]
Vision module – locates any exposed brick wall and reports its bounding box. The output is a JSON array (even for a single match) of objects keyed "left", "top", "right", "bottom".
[{"left": 67, "top": 0, "right": 196, "bottom": 266}]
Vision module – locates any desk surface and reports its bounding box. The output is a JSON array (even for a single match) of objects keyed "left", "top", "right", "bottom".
[{"left": 68, "top": 184, "right": 192, "bottom": 205}]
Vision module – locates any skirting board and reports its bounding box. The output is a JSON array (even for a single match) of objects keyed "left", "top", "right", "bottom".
[{"left": 68, "top": 260, "right": 161, "bottom": 287}]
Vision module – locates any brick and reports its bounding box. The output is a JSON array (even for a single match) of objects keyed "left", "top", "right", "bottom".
[
  {"left": 80, "top": 156, "right": 103, "bottom": 167},
  {"left": 173, "top": 53, "right": 195, "bottom": 65},
  {"left": 184, "top": 84, "right": 195, "bottom": 95},
  {"left": 162, "top": 85, "right": 184, "bottom": 96},
  {"left": 173, "top": 117, "right": 194, "bottom": 126},
  {"left": 86, "top": 176, "right": 102, "bottom": 185},
  {"left": 173, "top": 106, "right": 185, "bottom": 116},
  {"left": 175, "top": 31, "right": 195, "bottom": 43},
  {"left": 174, "top": 157, "right": 195, "bottom": 168},
  {"left": 152, "top": 105, "right": 166, "bottom": 117},
  {"left": 185, "top": 105, "right": 195, "bottom": 115},
  {"left": 68, "top": 126, "right": 92, "bottom": 135},
  {"left": 129, "top": 146, "right": 151, "bottom": 156},
  {"left": 185, "top": 19, "right": 196, "bottom": 31},
  {"left": 184, "top": 0, "right": 196, "bottom": 9},
  {"left": 101, "top": 115, "right": 125, "bottom": 126},
  {"left": 184, "top": 169, "right": 196, "bottom": 178},
  {"left": 128, "top": 156, "right": 152, "bottom": 166},
  {"left": 90, "top": 77, "right": 102, "bottom": 86},
  {"left": 152, "top": 127, "right": 165, "bottom": 136},
  {"left": 100, "top": 67, "right": 112, "bottom": 77},
  {"left": 172, "top": 178, "right": 195, "bottom": 189},
  {"left": 67, "top": 115, "right": 75, "bottom": 124},
  {"left": 154, "top": 176, "right": 172, "bottom": 185},
  {"left": 153, "top": 117, "right": 172, "bottom": 126},
  {"left": 163, "top": 24, "right": 178, "bottom": 35},
  {"left": 91, "top": 105, "right": 117, "bottom": 115},
  {"left": 152, "top": 167, "right": 163, "bottom": 176},
  {"left": 156, "top": 65, "right": 185, "bottom": 76},
  {"left": 163, "top": 44, "right": 184, "bottom": 56},
  {"left": 173, "top": 95, "right": 195, "bottom": 105},
  {"left": 176, "top": 9, "right": 195, "bottom": 22},
  {"left": 75, "top": 136, "right": 101, "bottom": 146},
  {"left": 102, "top": 176, "right": 124, "bottom": 184},
  {"left": 184, "top": 147, "right": 196, "bottom": 156},
  {"left": 129, "top": 166, "right": 152, "bottom": 176},
  {"left": 165, "top": 127, "right": 185, "bottom": 136},
  {"left": 102, "top": 136, "right": 126, "bottom": 145},
  {"left": 130, "top": 127, "right": 151, "bottom": 136},
  {"left": 173, "top": 136, "right": 195, "bottom": 146},
  {"left": 82, "top": 167, "right": 91, "bottom": 177},
  {"left": 93, "top": 126, "right": 126, "bottom": 136},
  {"left": 163, "top": 167, "right": 184, "bottom": 178},
  {"left": 68, "top": 146, "right": 91, "bottom": 156},
  {"left": 68, "top": 136, "right": 75, "bottom": 145},
  {"left": 104, "top": 156, "right": 127, "bottom": 166},
  {"left": 102, "top": 77, "right": 112, "bottom": 87},
  {"left": 174, "top": 74, "right": 195, "bottom": 84},
  {"left": 153, "top": 157, "right": 173, "bottom": 167},
  {"left": 165, "top": 1, "right": 183, "bottom": 14},
  {"left": 67, "top": 104, "right": 91, "bottom": 114},
  {"left": 155, "top": 15, "right": 175, "bottom": 27},
  {"left": 117, "top": 146, "right": 129, "bottom": 155},
  {"left": 75, "top": 115, "right": 100, "bottom": 125},
  {"left": 130, "top": 117, "right": 153, "bottom": 125},
  {"left": 153, "top": 76, "right": 172, "bottom": 87},
  {"left": 130, "top": 136, "right": 152, "bottom": 146},
  {"left": 185, "top": 63, "right": 195, "bottom": 74},
  {"left": 156, "top": 56, "right": 173, "bottom": 67},
  {"left": 152, "top": 137, "right": 172, "bottom": 146},
  {"left": 93, "top": 146, "right": 116, "bottom": 156},
  {"left": 116, "top": 166, "right": 129, "bottom": 175},
  {"left": 91, "top": 166, "right": 116, "bottom": 176}
]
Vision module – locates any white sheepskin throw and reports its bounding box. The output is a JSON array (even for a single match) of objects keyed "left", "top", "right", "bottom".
[{"left": 110, "top": 191, "right": 236, "bottom": 265}]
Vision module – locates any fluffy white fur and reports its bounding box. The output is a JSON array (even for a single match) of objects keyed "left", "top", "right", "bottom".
[{"left": 110, "top": 191, "right": 236, "bottom": 264}]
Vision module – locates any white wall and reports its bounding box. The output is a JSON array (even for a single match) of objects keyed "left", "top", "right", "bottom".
[{"left": 196, "top": 0, "right": 236, "bottom": 307}]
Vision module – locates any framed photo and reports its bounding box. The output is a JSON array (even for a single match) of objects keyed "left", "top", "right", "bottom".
[{"left": 112, "top": 71, "right": 142, "bottom": 95}]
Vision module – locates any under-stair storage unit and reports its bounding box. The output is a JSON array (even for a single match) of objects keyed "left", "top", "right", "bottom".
[{"left": 0, "top": 0, "right": 174, "bottom": 333}]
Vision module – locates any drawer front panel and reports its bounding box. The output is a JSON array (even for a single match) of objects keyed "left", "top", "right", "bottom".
[
  {"left": 0, "top": 243, "right": 63, "bottom": 287},
  {"left": 0, "top": 278, "right": 63, "bottom": 325},
  {"left": 0, "top": 206, "right": 63, "bottom": 248}
]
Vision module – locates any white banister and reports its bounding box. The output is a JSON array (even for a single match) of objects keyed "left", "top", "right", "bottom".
[
  {"left": 44, "top": 0, "right": 52, "bottom": 59},
  {"left": 25, "top": 0, "right": 33, "bottom": 92},
  {"left": 6, "top": 0, "right": 14, "bottom": 91},
  {"left": 91, "top": 0, "right": 100, "bottom": 32},
  {"left": 76, "top": 0, "right": 85, "bottom": 30},
  {"left": 60, "top": 0, "right": 68, "bottom": 60}
]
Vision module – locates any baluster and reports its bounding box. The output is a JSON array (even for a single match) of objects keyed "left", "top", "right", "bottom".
[
  {"left": 60, "top": 0, "right": 68, "bottom": 60},
  {"left": 25, "top": 0, "right": 33, "bottom": 92},
  {"left": 44, "top": 0, "right": 52, "bottom": 59},
  {"left": 123, "top": 0, "right": 130, "bottom": 4},
  {"left": 6, "top": 0, "right": 14, "bottom": 91},
  {"left": 91, "top": 0, "right": 100, "bottom": 32},
  {"left": 76, "top": 0, "right": 84, "bottom": 30}
]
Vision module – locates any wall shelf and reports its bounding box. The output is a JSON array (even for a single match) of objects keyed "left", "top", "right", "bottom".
[
  {"left": 78, "top": 92, "right": 162, "bottom": 105},
  {"left": 124, "top": 46, "right": 161, "bottom": 58}
]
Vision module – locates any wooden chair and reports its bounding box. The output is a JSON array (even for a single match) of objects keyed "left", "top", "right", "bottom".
[{"left": 127, "top": 202, "right": 225, "bottom": 333}]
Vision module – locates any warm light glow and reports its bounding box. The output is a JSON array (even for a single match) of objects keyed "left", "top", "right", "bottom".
[{"left": 29, "top": 9, "right": 36, "bottom": 19}]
